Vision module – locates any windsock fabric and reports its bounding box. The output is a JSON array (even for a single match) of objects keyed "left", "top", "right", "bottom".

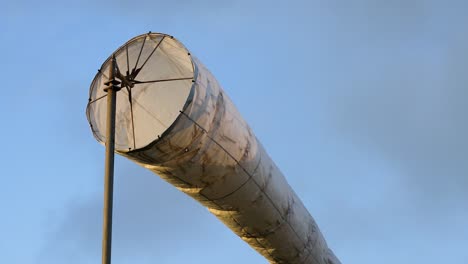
[{"left": 87, "top": 32, "right": 340, "bottom": 264}]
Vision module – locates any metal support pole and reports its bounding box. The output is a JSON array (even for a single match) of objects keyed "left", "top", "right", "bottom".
[{"left": 102, "top": 55, "right": 119, "bottom": 264}]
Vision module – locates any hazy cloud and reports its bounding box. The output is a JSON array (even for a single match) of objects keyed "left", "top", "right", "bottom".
[{"left": 38, "top": 163, "right": 229, "bottom": 264}]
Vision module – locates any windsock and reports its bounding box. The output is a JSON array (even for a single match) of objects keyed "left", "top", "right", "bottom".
[{"left": 86, "top": 32, "right": 340, "bottom": 264}]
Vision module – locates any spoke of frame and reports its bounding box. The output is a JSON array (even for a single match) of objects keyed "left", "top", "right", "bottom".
[
  {"left": 127, "top": 88, "right": 137, "bottom": 150},
  {"left": 115, "top": 59, "right": 123, "bottom": 77},
  {"left": 133, "top": 35, "right": 147, "bottom": 72},
  {"left": 89, "top": 94, "right": 108, "bottom": 105},
  {"left": 133, "top": 36, "right": 166, "bottom": 78},
  {"left": 126, "top": 44, "right": 130, "bottom": 75},
  {"left": 98, "top": 69, "right": 109, "bottom": 80},
  {"left": 124, "top": 90, "right": 169, "bottom": 128},
  {"left": 133, "top": 77, "right": 193, "bottom": 84},
  {"left": 89, "top": 69, "right": 111, "bottom": 105}
]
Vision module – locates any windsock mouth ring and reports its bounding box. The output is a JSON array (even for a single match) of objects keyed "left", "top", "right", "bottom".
[{"left": 86, "top": 32, "right": 195, "bottom": 152}]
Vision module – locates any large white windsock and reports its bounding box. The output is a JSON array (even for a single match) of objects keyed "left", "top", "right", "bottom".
[{"left": 86, "top": 32, "right": 341, "bottom": 264}]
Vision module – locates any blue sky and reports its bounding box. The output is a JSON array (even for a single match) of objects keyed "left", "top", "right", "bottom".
[{"left": 1, "top": 1, "right": 467, "bottom": 263}]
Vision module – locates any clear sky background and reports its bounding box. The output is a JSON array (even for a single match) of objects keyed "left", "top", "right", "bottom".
[{"left": 1, "top": 1, "right": 467, "bottom": 263}]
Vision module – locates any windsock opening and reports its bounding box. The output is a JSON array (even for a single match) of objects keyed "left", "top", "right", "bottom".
[{"left": 86, "top": 33, "right": 195, "bottom": 152}]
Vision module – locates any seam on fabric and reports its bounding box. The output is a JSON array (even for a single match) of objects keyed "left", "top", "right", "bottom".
[{"left": 179, "top": 110, "right": 322, "bottom": 264}]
